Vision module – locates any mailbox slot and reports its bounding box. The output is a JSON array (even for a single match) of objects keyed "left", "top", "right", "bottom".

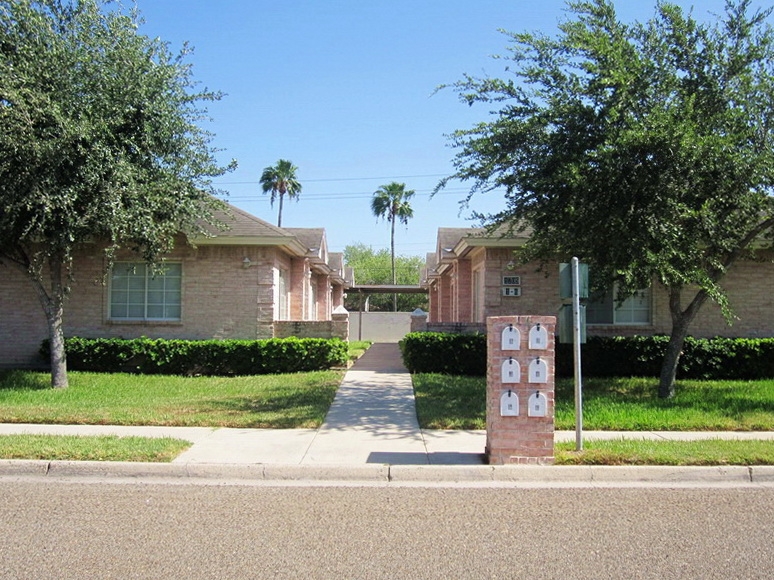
[{"left": 500, "top": 390, "right": 519, "bottom": 417}]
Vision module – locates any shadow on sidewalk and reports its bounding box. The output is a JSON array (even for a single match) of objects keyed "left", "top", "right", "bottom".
[
  {"left": 367, "top": 451, "right": 486, "bottom": 465},
  {"left": 350, "top": 343, "right": 408, "bottom": 373}
]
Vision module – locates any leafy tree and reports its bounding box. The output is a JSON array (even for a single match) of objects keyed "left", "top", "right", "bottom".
[
  {"left": 370, "top": 182, "right": 415, "bottom": 311},
  {"left": 439, "top": 0, "right": 774, "bottom": 397},
  {"left": 0, "top": 0, "right": 234, "bottom": 388},
  {"left": 259, "top": 159, "right": 302, "bottom": 227},
  {"left": 343, "top": 244, "right": 427, "bottom": 312}
]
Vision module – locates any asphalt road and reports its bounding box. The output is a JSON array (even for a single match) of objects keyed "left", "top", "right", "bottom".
[{"left": 1, "top": 481, "right": 772, "bottom": 579}]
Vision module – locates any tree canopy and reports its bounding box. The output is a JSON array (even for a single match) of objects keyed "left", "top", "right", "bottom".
[
  {"left": 439, "top": 0, "right": 774, "bottom": 397},
  {"left": 0, "top": 0, "right": 234, "bottom": 387},
  {"left": 343, "top": 243, "right": 427, "bottom": 312},
  {"left": 371, "top": 182, "right": 415, "bottom": 311},
  {"left": 260, "top": 159, "right": 302, "bottom": 227}
]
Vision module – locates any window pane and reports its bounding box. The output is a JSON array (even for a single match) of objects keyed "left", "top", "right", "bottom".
[
  {"left": 127, "top": 304, "right": 145, "bottom": 318},
  {"left": 164, "top": 276, "right": 182, "bottom": 292},
  {"left": 614, "top": 288, "right": 651, "bottom": 325},
  {"left": 147, "top": 290, "right": 165, "bottom": 304},
  {"left": 164, "top": 304, "right": 181, "bottom": 319},
  {"left": 110, "top": 262, "right": 182, "bottom": 321},
  {"left": 164, "top": 263, "right": 182, "bottom": 277},
  {"left": 165, "top": 292, "right": 181, "bottom": 306},
  {"left": 146, "top": 304, "right": 164, "bottom": 318},
  {"left": 127, "top": 276, "right": 146, "bottom": 291},
  {"left": 147, "top": 276, "right": 165, "bottom": 292},
  {"left": 587, "top": 285, "right": 651, "bottom": 325},
  {"left": 111, "top": 290, "right": 128, "bottom": 305},
  {"left": 586, "top": 289, "right": 614, "bottom": 324}
]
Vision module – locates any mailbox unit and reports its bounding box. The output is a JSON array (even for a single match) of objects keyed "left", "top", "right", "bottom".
[{"left": 486, "top": 315, "right": 556, "bottom": 465}]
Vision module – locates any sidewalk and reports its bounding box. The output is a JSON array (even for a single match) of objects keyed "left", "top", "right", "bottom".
[{"left": 2, "top": 343, "right": 774, "bottom": 484}]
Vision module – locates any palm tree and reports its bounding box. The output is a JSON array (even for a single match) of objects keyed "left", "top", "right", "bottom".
[
  {"left": 371, "top": 182, "right": 415, "bottom": 311},
  {"left": 259, "top": 159, "right": 302, "bottom": 227}
]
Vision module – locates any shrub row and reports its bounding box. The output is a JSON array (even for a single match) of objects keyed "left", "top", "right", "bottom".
[
  {"left": 399, "top": 332, "right": 487, "bottom": 376},
  {"left": 556, "top": 336, "right": 774, "bottom": 380},
  {"left": 400, "top": 332, "right": 774, "bottom": 380},
  {"left": 41, "top": 337, "right": 349, "bottom": 375}
]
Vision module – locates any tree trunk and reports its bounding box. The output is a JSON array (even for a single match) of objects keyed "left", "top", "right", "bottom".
[
  {"left": 46, "top": 302, "right": 68, "bottom": 389},
  {"left": 658, "top": 286, "right": 708, "bottom": 399},
  {"left": 390, "top": 215, "right": 397, "bottom": 312},
  {"left": 26, "top": 255, "right": 69, "bottom": 388},
  {"left": 658, "top": 317, "right": 690, "bottom": 399},
  {"left": 46, "top": 256, "right": 68, "bottom": 388},
  {"left": 277, "top": 192, "right": 284, "bottom": 227}
]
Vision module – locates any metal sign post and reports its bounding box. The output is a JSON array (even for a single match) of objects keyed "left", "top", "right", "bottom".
[{"left": 571, "top": 257, "right": 583, "bottom": 451}]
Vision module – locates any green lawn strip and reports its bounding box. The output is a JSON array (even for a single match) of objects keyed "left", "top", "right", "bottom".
[
  {"left": 348, "top": 341, "right": 371, "bottom": 362},
  {"left": 412, "top": 374, "right": 774, "bottom": 431},
  {"left": 0, "top": 434, "right": 191, "bottom": 462},
  {"left": 0, "top": 370, "right": 343, "bottom": 428},
  {"left": 555, "top": 439, "right": 774, "bottom": 466},
  {"left": 413, "top": 374, "right": 486, "bottom": 430}
]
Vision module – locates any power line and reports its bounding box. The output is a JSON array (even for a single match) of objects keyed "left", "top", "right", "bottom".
[
  {"left": 215, "top": 173, "right": 448, "bottom": 186},
  {"left": 216, "top": 188, "right": 472, "bottom": 203}
]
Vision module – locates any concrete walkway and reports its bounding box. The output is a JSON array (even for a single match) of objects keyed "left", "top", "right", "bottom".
[
  {"left": 300, "top": 343, "right": 433, "bottom": 464},
  {"left": 2, "top": 343, "right": 774, "bottom": 479}
]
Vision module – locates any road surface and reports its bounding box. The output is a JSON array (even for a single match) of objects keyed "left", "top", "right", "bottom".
[{"left": 1, "top": 480, "right": 772, "bottom": 579}]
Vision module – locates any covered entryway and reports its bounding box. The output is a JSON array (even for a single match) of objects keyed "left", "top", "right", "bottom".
[{"left": 347, "top": 285, "right": 427, "bottom": 342}]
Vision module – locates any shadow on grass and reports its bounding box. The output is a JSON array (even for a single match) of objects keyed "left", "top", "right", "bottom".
[
  {"left": 557, "top": 377, "right": 774, "bottom": 421},
  {"left": 200, "top": 390, "right": 337, "bottom": 428},
  {"left": 0, "top": 371, "right": 51, "bottom": 392}
]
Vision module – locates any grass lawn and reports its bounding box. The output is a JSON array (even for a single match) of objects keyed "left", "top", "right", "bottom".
[
  {"left": 347, "top": 341, "right": 371, "bottom": 364},
  {"left": 0, "top": 434, "right": 191, "bottom": 462},
  {"left": 554, "top": 439, "right": 774, "bottom": 466},
  {"left": 0, "top": 369, "right": 343, "bottom": 428},
  {"left": 413, "top": 374, "right": 774, "bottom": 431}
]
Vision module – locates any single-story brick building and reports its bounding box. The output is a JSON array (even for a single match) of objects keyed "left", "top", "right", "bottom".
[
  {"left": 0, "top": 203, "right": 352, "bottom": 367},
  {"left": 421, "top": 227, "right": 774, "bottom": 338}
]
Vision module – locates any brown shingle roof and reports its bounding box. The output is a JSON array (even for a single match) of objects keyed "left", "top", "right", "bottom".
[{"left": 192, "top": 202, "right": 307, "bottom": 255}]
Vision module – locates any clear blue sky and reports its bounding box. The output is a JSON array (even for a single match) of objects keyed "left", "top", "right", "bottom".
[{"left": 136, "top": 0, "right": 759, "bottom": 258}]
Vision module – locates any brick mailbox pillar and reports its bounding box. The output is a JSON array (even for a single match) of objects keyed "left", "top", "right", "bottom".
[{"left": 486, "top": 315, "right": 556, "bottom": 465}]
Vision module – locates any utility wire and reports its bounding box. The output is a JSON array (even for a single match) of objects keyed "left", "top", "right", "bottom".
[{"left": 215, "top": 173, "right": 448, "bottom": 185}]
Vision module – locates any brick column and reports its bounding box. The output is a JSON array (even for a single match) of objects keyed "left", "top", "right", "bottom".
[
  {"left": 410, "top": 309, "right": 428, "bottom": 333},
  {"left": 486, "top": 315, "right": 555, "bottom": 465},
  {"left": 331, "top": 306, "right": 349, "bottom": 341}
]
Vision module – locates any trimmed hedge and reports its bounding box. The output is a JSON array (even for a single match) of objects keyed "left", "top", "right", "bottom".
[
  {"left": 400, "top": 332, "right": 774, "bottom": 380},
  {"left": 399, "top": 332, "right": 487, "bottom": 376},
  {"left": 40, "top": 337, "right": 349, "bottom": 375},
  {"left": 557, "top": 336, "right": 774, "bottom": 380}
]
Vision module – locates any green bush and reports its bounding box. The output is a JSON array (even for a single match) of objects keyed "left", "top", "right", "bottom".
[
  {"left": 40, "top": 337, "right": 348, "bottom": 375},
  {"left": 401, "top": 332, "right": 774, "bottom": 380},
  {"left": 399, "top": 332, "right": 487, "bottom": 376},
  {"left": 558, "top": 336, "right": 774, "bottom": 380}
]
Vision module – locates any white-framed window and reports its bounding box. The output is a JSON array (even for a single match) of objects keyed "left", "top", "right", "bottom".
[
  {"left": 109, "top": 262, "right": 182, "bottom": 321},
  {"left": 276, "top": 267, "right": 290, "bottom": 320},
  {"left": 472, "top": 269, "right": 485, "bottom": 322},
  {"left": 586, "top": 285, "right": 651, "bottom": 325},
  {"left": 308, "top": 275, "right": 318, "bottom": 320}
]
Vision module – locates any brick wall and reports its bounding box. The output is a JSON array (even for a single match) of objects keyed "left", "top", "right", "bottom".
[
  {"left": 2, "top": 244, "right": 288, "bottom": 367},
  {"left": 433, "top": 247, "right": 774, "bottom": 339},
  {"left": 486, "top": 316, "right": 556, "bottom": 465},
  {"left": 272, "top": 318, "right": 348, "bottom": 340}
]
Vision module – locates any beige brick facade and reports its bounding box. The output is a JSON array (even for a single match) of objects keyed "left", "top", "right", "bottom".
[
  {"left": 424, "top": 229, "right": 774, "bottom": 339},
  {"left": 1, "top": 207, "right": 351, "bottom": 368}
]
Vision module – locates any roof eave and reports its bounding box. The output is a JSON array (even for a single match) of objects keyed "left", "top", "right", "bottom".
[{"left": 191, "top": 235, "right": 310, "bottom": 256}]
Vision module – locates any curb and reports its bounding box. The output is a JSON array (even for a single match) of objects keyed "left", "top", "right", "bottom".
[{"left": 2, "top": 460, "right": 774, "bottom": 485}]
